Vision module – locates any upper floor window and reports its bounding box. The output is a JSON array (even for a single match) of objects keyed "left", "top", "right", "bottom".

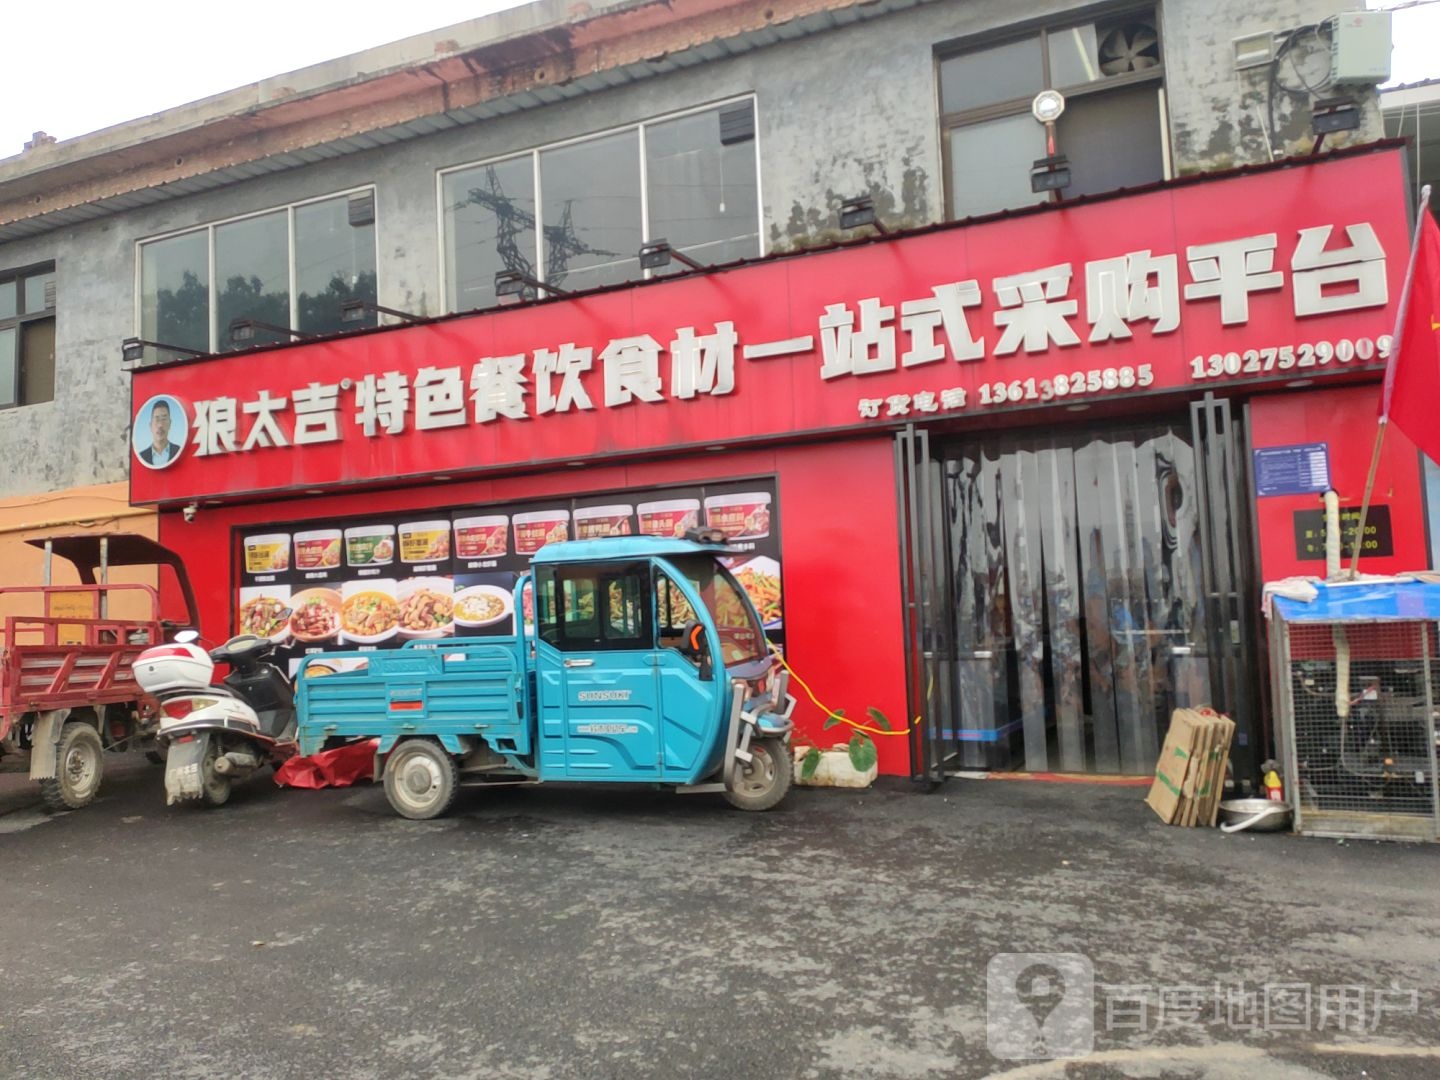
[
  {"left": 137, "top": 189, "right": 378, "bottom": 360},
  {"left": 939, "top": 8, "right": 1165, "bottom": 220},
  {"left": 0, "top": 263, "right": 56, "bottom": 409},
  {"left": 441, "top": 99, "right": 760, "bottom": 311}
]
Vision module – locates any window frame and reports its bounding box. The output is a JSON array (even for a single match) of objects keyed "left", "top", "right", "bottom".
[
  {"left": 935, "top": 5, "right": 1168, "bottom": 220},
  {"left": 0, "top": 260, "right": 57, "bottom": 410},
  {"left": 537, "top": 561, "right": 656, "bottom": 653},
  {"left": 132, "top": 184, "right": 381, "bottom": 354},
  {"left": 435, "top": 94, "right": 764, "bottom": 312}
]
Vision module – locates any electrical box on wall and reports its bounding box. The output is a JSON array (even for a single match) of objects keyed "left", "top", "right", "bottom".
[{"left": 1329, "top": 10, "right": 1391, "bottom": 86}]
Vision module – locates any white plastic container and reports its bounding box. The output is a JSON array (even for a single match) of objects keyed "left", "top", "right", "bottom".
[
  {"left": 294, "top": 528, "right": 343, "bottom": 570},
  {"left": 513, "top": 509, "right": 570, "bottom": 554},
  {"left": 242, "top": 533, "right": 290, "bottom": 574},
  {"left": 573, "top": 504, "right": 633, "bottom": 539},
  {"left": 133, "top": 642, "right": 215, "bottom": 695},
  {"left": 453, "top": 515, "right": 509, "bottom": 559},
  {"left": 398, "top": 520, "right": 451, "bottom": 564},
  {"left": 345, "top": 525, "right": 396, "bottom": 567},
  {"left": 704, "top": 491, "right": 772, "bottom": 540},
  {"left": 637, "top": 499, "right": 700, "bottom": 539}
]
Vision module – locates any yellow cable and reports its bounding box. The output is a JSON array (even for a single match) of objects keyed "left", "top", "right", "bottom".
[{"left": 770, "top": 645, "right": 914, "bottom": 736}]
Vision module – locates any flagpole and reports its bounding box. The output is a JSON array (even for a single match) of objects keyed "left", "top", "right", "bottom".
[{"left": 1348, "top": 183, "right": 1432, "bottom": 579}]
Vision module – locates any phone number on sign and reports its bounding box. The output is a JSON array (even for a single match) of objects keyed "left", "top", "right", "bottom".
[
  {"left": 977, "top": 365, "right": 1155, "bottom": 406},
  {"left": 1189, "top": 335, "right": 1392, "bottom": 382}
]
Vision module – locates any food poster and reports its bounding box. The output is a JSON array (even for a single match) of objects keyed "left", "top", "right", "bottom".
[{"left": 233, "top": 476, "right": 785, "bottom": 670}]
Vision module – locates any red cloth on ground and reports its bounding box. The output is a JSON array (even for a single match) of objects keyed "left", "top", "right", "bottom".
[{"left": 274, "top": 739, "right": 378, "bottom": 789}]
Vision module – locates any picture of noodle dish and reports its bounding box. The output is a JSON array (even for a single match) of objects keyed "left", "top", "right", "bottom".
[{"left": 453, "top": 584, "right": 514, "bottom": 628}]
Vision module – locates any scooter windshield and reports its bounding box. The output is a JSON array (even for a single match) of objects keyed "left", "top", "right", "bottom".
[{"left": 664, "top": 555, "right": 767, "bottom": 666}]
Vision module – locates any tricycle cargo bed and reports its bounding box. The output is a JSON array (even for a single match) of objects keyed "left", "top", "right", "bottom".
[{"left": 296, "top": 640, "right": 529, "bottom": 756}]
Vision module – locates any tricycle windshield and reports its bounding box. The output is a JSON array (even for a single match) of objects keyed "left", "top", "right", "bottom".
[{"left": 663, "top": 554, "right": 767, "bottom": 666}]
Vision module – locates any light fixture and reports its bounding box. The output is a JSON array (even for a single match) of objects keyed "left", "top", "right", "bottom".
[
  {"left": 639, "top": 239, "right": 708, "bottom": 272},
  {"left": 228, "top": 318, "right": 315, "bottom": 345},
  {"left": 1030, "top": 90, "right": 1070, "bottom": 199},
  {"left": 1065, "top": 403, "right": 1091, "bottom": 412},
  {"left": 120, "top": 337, "right": 208, "bottom": 364},
  {"left": 1310, "top": 96, "right": 1360, "bottom": 153},
  {"left": 838, "top": 195, "right": 891, "bottom": 235},
  {"left": 494, "top": 269, "right": 569, "bottom": 303},
  {"left": 1031, "top": 90, "right": 1067, "bottom": 124},
  {"left": 1031, "top": 154, "right": 1072, "bottom": 193},
  {"left": 566, "top": 460, "right": 586, "bottom": 467},
  {"left": 304, "top": 489, "right": 325, "bottom": 495},
  {"left": 1285, "top": 379, "right": 1316, "bottom": 388},
  {"left": 340, "top": 299, "right": 424, "bottom": 325}
]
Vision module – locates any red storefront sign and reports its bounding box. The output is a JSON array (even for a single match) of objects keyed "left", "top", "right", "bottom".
[{"left": 130, "top": 148, "right": 1411, "bottom": 506}]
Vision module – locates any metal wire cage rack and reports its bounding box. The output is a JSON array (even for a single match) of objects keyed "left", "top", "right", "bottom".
[{"left": 1270, "top": 582, "right": 1440, "bottom": 842}]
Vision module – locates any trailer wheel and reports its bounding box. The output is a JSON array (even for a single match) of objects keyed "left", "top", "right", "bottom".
[
  {"left": 39, "top": 722, "right": 105, "bottom": 811},
  {"left": 723, "top": 737, "right": 792, "bottom": 812},
  {"left": 384, "top": 740, "right": 459, "bottom": 820}
]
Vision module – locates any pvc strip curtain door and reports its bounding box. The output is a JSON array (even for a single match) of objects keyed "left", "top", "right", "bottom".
[{"left": 944, "top": 424, "right": 1213, "bottom": 773}]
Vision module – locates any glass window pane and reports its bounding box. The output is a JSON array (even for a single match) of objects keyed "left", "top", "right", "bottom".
[
  {"left": 645, "top": 105, "right": 760, "bottom": 272},
  {"left": 21, "top": 318, "right": 55, "bottom": 405},
  {"left": 1048, "top": 23, "right": 1103, "bottom": 87},
  {"left": 295, "top": 195, "right": 377, "bottom": 335},
  {"left": 947, "top": 113, "right": 1048, "bottom": 219},
  {"left": 443, "top": 155, "right": 536, "bottom": 311},
  {"left": 540, "top": 129, "right": 642, "bottom": 292},
  {"left": 23, "top": 271, "right": 54, "bottom": 313},
  {"left": 0, "top": 280, "right": 17, "bottom": 321},
  {"left": 215, "top": 211, "right": 290, "bottom": 349},
  {"left": 939, "top": 37, "right": 1044, "bottom": 115},
  {"left": 0, "top": 327, "right": 15, "bottom": 408},
  {"left": 140, "top": 231, "right": 210, "bottom": 360},
  {"left": 1060, "top": 84, "right": 1164, "bottom": 199}
]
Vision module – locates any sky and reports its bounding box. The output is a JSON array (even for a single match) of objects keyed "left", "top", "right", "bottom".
[{"left": 0, "top": 0, "right": 1437, "bottom": 159}]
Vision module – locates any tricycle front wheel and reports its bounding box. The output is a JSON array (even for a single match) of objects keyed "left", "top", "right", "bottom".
[
  {"left": 724, "top": 737, "right": 792, "bottom": 812},
  {"left": 384, "top": 740, "right": 459, "bottom": 820}
]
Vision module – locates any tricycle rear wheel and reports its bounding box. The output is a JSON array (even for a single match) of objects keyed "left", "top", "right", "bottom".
[
  {"left": 723, "top": 737, "right": 792, "bottom": 812},
  {"left": 39, "top": 722, "right": 104, "bottom": 811},
  {"left": 384, "top": 740, "right": 459, "bottom": 820}
]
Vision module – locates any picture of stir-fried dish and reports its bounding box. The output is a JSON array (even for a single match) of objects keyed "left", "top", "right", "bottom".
[
  {"left": 290, "top": 591, "right": 341, "bottom": 642},
  {"left": 400, "top": 587, "right": 454, "bottom": 633},
  {"left": 341, "top": 591, "right": 400, "bottom": 638},
  {"left": 734, "top": 566, "right": 782, "bottom": 625},
  {"left": 240, "top": 596, "right": 288, "bottom": 638}
]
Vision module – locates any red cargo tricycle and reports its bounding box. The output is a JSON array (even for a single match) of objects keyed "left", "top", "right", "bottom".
[{"left": 0, "top": 534, "right": 198, "bottom": 810}]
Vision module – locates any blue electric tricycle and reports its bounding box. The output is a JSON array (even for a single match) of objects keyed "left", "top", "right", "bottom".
[{"left": 295, "top": 531, "right": 796, "bottom": 818}]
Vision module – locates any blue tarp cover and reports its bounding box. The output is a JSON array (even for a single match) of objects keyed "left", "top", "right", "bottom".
[{"left": 1272, "top": 580, "right": 1440, "bottom": 622}]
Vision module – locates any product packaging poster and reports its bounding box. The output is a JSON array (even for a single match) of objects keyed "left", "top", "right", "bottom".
[{"left": 233, "top": 476, "right": 786, "bottom": 668}]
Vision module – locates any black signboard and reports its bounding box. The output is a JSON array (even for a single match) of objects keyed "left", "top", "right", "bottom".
[{"left": 1292, "top": 505, "right": 1393, "bottom": 562}]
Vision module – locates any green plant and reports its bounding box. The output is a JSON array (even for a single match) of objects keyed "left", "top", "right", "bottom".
[{"left": 797, "top": 707, "right": 890, "bottom": 781}]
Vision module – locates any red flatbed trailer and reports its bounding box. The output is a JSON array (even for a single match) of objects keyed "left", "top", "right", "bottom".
[{"left": 0, "top": 534, "right": 198, "bottom": 809}]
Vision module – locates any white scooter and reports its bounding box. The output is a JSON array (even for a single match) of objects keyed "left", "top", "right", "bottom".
[{"left": 133, "top": 633, "right": 297, "bottom": 806}]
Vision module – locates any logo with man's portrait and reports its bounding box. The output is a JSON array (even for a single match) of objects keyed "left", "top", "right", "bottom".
[{"left": 133, "top": 395, "right": 189, "bottom": 471}]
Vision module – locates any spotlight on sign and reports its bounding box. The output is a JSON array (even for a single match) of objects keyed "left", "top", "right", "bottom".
[
  {"left": 638, "top": 239, "right": 708, "bottom": 273},
  {"left": 1030, "top": 154, "right": 1072, "bottom": 193},
  {"left": 340, "top": 299, "right": 423, "bottom": 325},
  {"left": 838, "top": 195, "right": 890, "bottom": 235},
  {"left": 228, "top": 318, "right": 315, "bottom": 346},
  {"left": 119, "top": 337, "right": 209, "bottom": 365},
  {"left": 494, "top": 269, "right": 569, "bottom": 305}
]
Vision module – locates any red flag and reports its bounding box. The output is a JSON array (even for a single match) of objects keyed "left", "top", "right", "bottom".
[{"left": 1382, "top": 209, "right": 1440, "bottom": 466}]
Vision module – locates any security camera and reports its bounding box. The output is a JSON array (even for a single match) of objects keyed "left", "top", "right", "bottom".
[{"left": 182, "top": 503, "right": 198, "bottom": 524}]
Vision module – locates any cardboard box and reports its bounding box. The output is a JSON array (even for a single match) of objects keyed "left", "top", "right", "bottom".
[{"left": 1145, "top": 707, "right": 1236, "bottom": 827}]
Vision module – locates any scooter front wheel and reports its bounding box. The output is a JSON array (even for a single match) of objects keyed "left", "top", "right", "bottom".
[
  {"left": 384, "top": 739, "right": 459, "bottom": 820},
  {"left": 724, "top": 737, "right": 792, "bottom": 812}
]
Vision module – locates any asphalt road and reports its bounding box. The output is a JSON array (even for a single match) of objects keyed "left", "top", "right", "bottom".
[{"left": 0, "top": 757, "right": 1437, "bottom": 1080}]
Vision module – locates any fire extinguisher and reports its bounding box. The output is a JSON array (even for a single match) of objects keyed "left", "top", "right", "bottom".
[{"left": 1260, "top": 758, "right": 1285, "bottom": 802}]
